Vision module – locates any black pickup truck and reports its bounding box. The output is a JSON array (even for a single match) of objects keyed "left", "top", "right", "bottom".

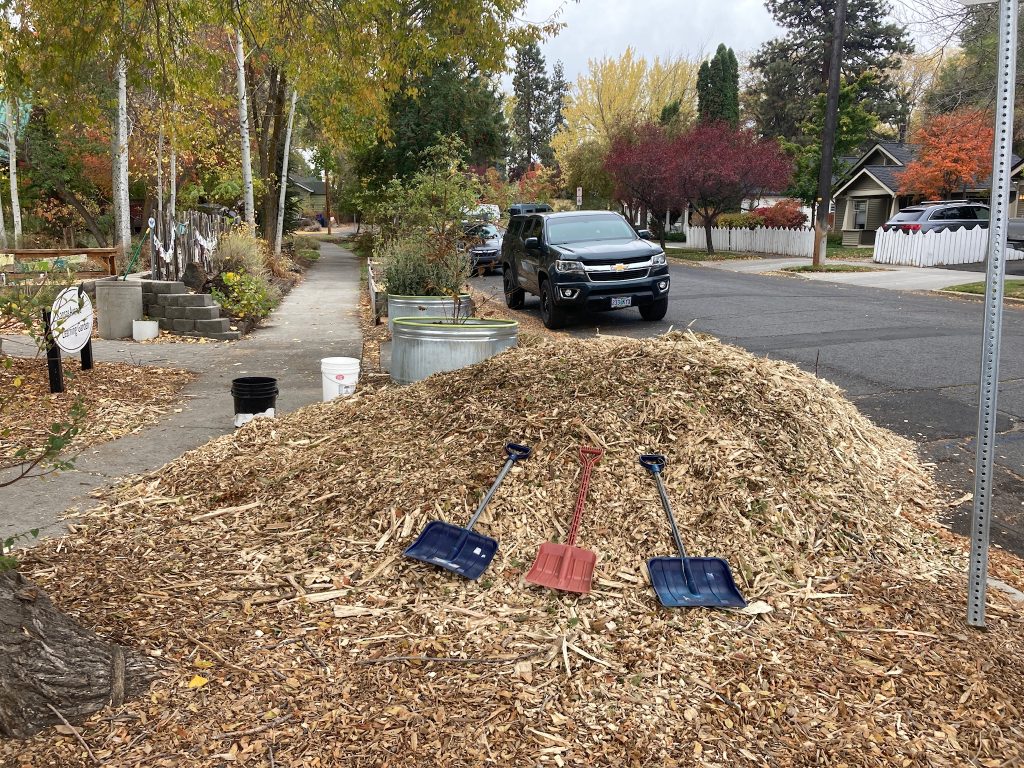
[{"left": 500, "top": 211, "right": 671, "bottom": 329}]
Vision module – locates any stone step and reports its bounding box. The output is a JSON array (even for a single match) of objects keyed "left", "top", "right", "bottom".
[
  {"left": 171, "top": 318, "right": 195, "bottom": 332},
  {"left": 194, "top": 318, "right": 231, "bottom": 334},
  {"left": 201, "top": 330, "right": 242, "bottom": 341},
  {"left": 164, "top": 306, "right": 188, "bottom": 319},
  {"left": 146, "top": 305, "right": 165, "bottom": 318},
  {"left": 148, "top": 280, "right": 187, "bottom": 295},
  {"left": 184, "top": 306, "right": 220, "bottom": 321},
  {"left": 176, "top": 293, "right": 214, "bottom": 307}
]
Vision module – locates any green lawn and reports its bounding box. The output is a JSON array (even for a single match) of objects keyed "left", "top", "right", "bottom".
[
  {"left": 784, "top": 264, "right": 879, "bottom": 273},
  {"left": 944, "top": 280, "right": 1024, "bottom": 299},
  {"left": 826, "top": 244, "right": 874, "bottom": 260},
  {"left": 664, "top": 247, "right": 762, "bottom": 262}
]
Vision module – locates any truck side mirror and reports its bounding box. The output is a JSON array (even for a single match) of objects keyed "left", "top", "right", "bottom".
[
  {"left": 524, "top": 237, "right": 539, "bottom": 249},
  {"left": 637, "top": 229, "right": 654, "bottom": 240}
]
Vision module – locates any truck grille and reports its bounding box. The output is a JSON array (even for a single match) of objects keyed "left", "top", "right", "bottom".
[{"left": 588, "top": 268, "right": 650, "bottom": 282}]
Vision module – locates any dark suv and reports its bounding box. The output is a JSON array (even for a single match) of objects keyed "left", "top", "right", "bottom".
[
  {"left": 882, "top": 200, "right": 990, "bottom": 233},
  {"left": 500, "top": 211, "right": 671, "bottom": 329}
]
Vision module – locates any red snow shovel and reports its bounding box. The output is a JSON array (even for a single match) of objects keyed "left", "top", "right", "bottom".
[{"left": 525, "top": 445, "right": 603, "bottom": 594}]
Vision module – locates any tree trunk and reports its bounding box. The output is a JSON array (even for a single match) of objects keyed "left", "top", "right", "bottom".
[
  {"left": 111, "top": 110, "right": 121, "bottom": 250},
  {"left": 169, "top": 135, "right": 177, "bottom": 221},
  {"left": 55, "top": 180, "right": 109, "bottom": 247},
  {"left": 116, "top": 58, "right": 131, "bottom": 252},
  {"left": 234, "top": 30, "right": 256, "bottom": 235},
  {"left": 704, "top": 219, "right": 715, "bottom": 254},
  {"left": 5, "top": 98, "right": 21, "bottom": 247},
  {"left": 0, "top": 570, "right": 158, "bottom": 739},
  {"left": 0, "top": 158, "right": 7, "bottom": 247},
  {"left": 275, "top": 87, "right": 298, "bottom": 256}
]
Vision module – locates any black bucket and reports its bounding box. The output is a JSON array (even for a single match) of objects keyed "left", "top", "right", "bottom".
[{"left": 231, "top": 376, "right": 279, "bottom": 427}]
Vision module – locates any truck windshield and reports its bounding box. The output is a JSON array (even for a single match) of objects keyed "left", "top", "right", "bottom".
[{"left": 546, "top": 215, "right": 636, "bottom": 245}]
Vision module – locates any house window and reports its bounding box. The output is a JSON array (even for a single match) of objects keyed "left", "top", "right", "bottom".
[{"left": 853, "top": 200, "right": 868, "bottom": 230}]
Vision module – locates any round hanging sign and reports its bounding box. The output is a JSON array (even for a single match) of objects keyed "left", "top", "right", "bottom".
[{"left": 49, "top": 288, "right": 94, "bottom": 354}]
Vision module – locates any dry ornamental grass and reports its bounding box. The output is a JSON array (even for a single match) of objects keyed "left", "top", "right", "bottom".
[{"left": 5, "top": 332, "right": 1023, "bottom": 767}]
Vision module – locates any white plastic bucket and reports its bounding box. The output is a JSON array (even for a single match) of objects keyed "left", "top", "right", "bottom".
[
  {"left": 321, "top": 357, "right": 360, "bottom": 401},
  {"left": 132, "top": 319, "right": 160, "bottom": 341}
]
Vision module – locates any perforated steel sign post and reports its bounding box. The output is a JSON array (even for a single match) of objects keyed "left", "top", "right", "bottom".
[{"left": 965, "top": 0, "right": 1017, "bottom": 628}]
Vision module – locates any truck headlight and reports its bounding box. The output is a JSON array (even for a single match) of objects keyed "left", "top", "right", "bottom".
[
  {"left": 554, "top": 259, "right": 585, "bottom": 274},
  {"left": 651, "top": 253, "right": 667, "bottom": 266}
]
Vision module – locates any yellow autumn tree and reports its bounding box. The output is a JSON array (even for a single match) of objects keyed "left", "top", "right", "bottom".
[{"left": 553, "top": 47, "right": 701, "bottom": 203}]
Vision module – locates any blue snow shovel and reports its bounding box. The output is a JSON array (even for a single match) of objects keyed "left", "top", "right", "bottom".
[
  {"left": 639, "top": 454, "right": 747, "bottom": 608},
  {"left": 403, "top": 442, "right": 531, "bottom": 579}
]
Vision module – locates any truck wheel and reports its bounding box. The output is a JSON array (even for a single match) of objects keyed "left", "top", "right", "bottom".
[
  {"left": 503, "top": 266, "right": 525, "bottom": 309},
  {"left": 540, "top": 279, "right": 568, "bottom": 330},
  {"left": 640, "top": 297, "right": 668, "bottom": 321}
]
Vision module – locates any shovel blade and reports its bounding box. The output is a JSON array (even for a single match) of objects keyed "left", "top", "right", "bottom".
[
  {"left": 647, "top": 556, "right": 747, "bottom": 608},
  {"left": 403, "top": 521, "right": 498, "bottom": 580},
  {"left": 525, "top": 542, "right": 596, "bottom": 594}
]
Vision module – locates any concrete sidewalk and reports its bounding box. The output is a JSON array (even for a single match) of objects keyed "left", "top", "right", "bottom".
[
  {"left": 692, "top": 255, "right": 1004, "bottom": 292},
  {"left": 1, "top": 242, "right": 362, "bottom": 541}
]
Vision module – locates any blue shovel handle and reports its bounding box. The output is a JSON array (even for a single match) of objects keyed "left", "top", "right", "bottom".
[
  {"left": 465, "top": 442, "right": 532, "bottom": 531},
  {"left": 506, "top": 443, "right": 532, "bottom": 461},
  {"left": 639, "top": 453, "right": 688, "bottom": 559},
  {"left": 639, "top": 453, "right": 666, "bottom": 473}
]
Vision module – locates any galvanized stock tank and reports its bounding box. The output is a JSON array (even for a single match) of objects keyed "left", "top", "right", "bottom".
[
  {"left": 387, "top": 294, "right": 474, "bottom": 332},
  {"left": 390, "top": 318, "right": 519, "bottom": 385}
]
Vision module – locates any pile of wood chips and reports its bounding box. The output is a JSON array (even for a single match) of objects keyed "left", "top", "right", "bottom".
[
  {"left": 0, "top": 356, "right": 196, "bottom": 463},
  {"left": 6, "top": 332, "right": 1024, "bottom": 767}
]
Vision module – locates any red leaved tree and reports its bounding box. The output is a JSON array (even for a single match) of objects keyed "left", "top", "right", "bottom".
[
  {"left": 897, "top": 110, "right": 994, "bottom": 199},
  {"left": 676, "top": 123, "right": 793, "bottom": 253},
  {"left": 604, "top": 123, "right": 681, "bottom": 248}
]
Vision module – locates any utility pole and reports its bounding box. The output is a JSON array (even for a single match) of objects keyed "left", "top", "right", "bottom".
[{"left": 812, "top": 0, "right": 847, "bottom": 267}]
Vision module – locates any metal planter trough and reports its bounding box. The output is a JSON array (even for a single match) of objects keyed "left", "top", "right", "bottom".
[
  {"left": 390, "top": 318, "right": 519, "bottom": 385},
  {"left": 387, "top": 294, "right": 474, "bottom": 332}
]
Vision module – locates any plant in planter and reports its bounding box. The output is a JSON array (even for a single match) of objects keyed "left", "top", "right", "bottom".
[{"left": 372, "top": 137, "right": 520, "bottom": 383}]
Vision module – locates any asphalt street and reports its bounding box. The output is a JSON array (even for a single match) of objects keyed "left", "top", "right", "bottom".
[{"left": 474, "top": 262, "right": 1024, "bottom": 558}]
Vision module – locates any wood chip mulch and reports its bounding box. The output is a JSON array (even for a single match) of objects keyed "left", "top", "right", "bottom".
[
  {"left": 0, "top": 356, "right": 196, "bottom": 465},
  {"left": 4, "top": 332, "right": 1024, "bottom": 767}
]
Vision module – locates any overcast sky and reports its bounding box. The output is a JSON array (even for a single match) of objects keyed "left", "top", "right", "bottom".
[{"left": 511, "top": 0, "right": 784, "bottom": 88}]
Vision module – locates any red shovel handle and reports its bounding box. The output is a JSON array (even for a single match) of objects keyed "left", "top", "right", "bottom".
[{"left": 566, "top": 446, "right": 603, "bottom": 546}]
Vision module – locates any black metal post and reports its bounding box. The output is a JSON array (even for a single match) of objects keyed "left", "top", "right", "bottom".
[
  {"left": 42, "top": 309, "right": 65, "bottom": 394},
  {"left": 80, "top": 338, "right": 94, "bottom": 370}
]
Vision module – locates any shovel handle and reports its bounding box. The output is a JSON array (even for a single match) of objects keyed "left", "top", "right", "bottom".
[
  {"left": 465, "top": 442, "right": 531, "bottom": 531},
  {"left": 566, "top": 445, "right": 603, "bottom": 547},
  {"left": 639, "top": 454, "right": 688, "bottom": 559}
]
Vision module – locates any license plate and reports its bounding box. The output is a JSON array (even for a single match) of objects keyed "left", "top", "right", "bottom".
[{"left": 610, "top": 296, "right": 633, "bottom": 308}]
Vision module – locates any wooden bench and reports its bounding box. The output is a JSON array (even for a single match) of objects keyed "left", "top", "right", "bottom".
[{"left": 0, "top": 248, "right": 119, "bottom": 283}]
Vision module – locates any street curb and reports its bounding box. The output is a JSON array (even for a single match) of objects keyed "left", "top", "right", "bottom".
[{"left": 935, "top": 289, "right": 1024, "bottom": 306}]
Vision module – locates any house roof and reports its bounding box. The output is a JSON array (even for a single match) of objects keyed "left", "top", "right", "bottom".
[
  {"left": 289, "top": 174, "right": 326, "bottom": 195},
  {"left": 875, "top": 141, "right": 916, "bottom": 166}
]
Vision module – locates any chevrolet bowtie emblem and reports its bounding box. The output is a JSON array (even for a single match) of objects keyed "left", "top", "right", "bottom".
[{"left": 613, "top": 263, "right": 625, "bottom": 272}]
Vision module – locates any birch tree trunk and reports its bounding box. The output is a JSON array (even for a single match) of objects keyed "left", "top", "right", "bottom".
[
  {"left": 274, "top": 87, "right": 298, "bottom": 256},
  {"left": 5, "top": 98, "right": 21, "bottom": 247},
  {"left": 234, "top": 29, "right": 256, "bottom": 235},
  {"left": 111, "top": 111, "right": 121, "bottom": 250},
  {"left": 169, "top": 129, "right": 177, "bottom": 221},
  {"left": 0, "top": 172, "right": 7, "bottom": 248},
  {"left": 116, "top": 57, "right": 131, "bottom": 253},
  {"left": 155, "top": 124, "right": 164, "bottom": 274}
]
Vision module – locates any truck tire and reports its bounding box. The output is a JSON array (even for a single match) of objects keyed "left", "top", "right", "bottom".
[
  {"left": 503, "top": 266, "right": 525, "bottom": 309},
  {"left": 640, "top": 297, "right": 668, "bottom": 321},
  {"left": 540, "top": 279, "right": 568, "bottom": 330}
]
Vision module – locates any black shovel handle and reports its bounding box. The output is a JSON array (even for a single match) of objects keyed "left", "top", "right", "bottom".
[
  {"left": 639, "top": 454, "right": 688, "bottom": 559},
  {"left": 465, "top": 442, "right": 531, "bottom": 531}
]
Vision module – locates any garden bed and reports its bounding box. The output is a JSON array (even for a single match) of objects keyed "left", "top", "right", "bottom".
[{"left": 4, "top": 333, "right": 1024, "bottom": 766}]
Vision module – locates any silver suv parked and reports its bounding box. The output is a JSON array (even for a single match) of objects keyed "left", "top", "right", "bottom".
[{"left": 881, "top": 200, "right": 990, "bottom": 233}]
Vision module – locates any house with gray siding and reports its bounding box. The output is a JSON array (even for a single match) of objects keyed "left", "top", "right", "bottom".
[{"left": 833, "top": 141, "right": 1024, "bottom": 247}]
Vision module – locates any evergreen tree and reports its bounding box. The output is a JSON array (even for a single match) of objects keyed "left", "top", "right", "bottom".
[
  {"left": 697, "top": 44, "right": 740, "bottom": 126},
  {"left": 509, "top": 42, "right": 558, "bottom": 177},
  {"left": 548, "top": 60, "right": 568, "bottom": 138},
  {"left": 747, "top": 0, "right": 912, "bottom": 141},
  {"left": 354, "top": 62, "right": 508, "bottom": 189}
]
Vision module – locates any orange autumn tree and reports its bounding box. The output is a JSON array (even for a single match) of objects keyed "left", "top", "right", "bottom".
[{"left": 897, "top": 110, "right": 994, "bottom": 199}]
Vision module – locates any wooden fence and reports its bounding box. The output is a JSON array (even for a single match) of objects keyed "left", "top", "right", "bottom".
[
  {"left": 684, "top": 225, "right": 814, "bottom": 258},
  {"left": 150, "top": 210, "right": 235, "bottom": 281},
  {"left": 872, "top": 226, "right": 1024, "bottom": 267}
]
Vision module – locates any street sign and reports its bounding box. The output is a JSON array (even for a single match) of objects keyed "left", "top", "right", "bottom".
[
  {"left": 49, "top": 287, "right": 94, "bottom": 354},
  {"left": 576, "top": 187, "right": 583, "bottom": 208}
]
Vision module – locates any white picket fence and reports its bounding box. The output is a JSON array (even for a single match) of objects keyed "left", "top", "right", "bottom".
[
  {"left": 684, "top": 225, "right": 814, "bottom": 258},
  {"left": 873, "top": 226, "right": 1024, "bottom": 267}
]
